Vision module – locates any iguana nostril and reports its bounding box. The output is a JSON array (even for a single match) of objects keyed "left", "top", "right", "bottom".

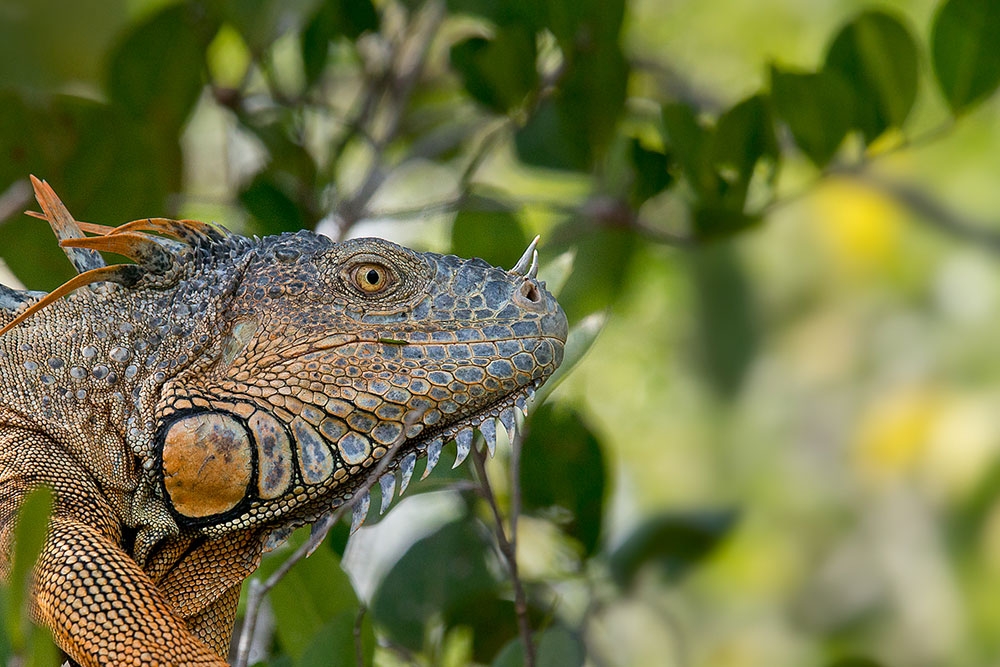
[{"left": 519, "top": 280, "right": 541, "bottom": 304}]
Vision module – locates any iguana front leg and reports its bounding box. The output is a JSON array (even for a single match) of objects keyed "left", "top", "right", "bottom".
[
  {"left": 0, "top": 427, "right": 228, "bottom": 666},
  {"left": 32, "top": 517, "right": 228, "bottom": 666}
]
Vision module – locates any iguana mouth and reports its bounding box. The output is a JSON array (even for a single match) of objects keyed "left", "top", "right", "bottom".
[{"left": 356, "top": 374, "right": 545, "bottom": 527}]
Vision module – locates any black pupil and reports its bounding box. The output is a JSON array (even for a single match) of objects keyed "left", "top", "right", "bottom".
[{"left": 365, "top": 269, "right": 381, "bottom": 285}]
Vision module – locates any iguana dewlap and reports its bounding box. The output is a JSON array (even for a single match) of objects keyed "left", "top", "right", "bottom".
[{"left": 0, "top": 178, "right": 567, "bottom": 666}]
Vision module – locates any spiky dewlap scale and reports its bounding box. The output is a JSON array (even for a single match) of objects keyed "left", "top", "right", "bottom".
[{"left": 0, "top": 181, "right": 567, "bottom": 545}]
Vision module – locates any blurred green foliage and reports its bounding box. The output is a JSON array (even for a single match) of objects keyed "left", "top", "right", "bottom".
[{"left": 5, "top": 0, "right": 1000, "bottom": 665}]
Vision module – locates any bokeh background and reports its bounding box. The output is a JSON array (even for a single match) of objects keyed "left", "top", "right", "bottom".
[{"left": 3, "top": 0, "right": 1000, "bottom": 666}]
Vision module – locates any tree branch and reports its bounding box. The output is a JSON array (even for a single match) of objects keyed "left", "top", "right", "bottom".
[{"left": 472, "top": 428, "right": 535, "bottom": 667}]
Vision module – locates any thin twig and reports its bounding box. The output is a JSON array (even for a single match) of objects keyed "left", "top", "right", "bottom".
[
  {"left": 354, "top": 606, "right": 367, "bottom": 667},
  {"left": 472, "top": 435, "right": 536, "bottom": 667},
  {"left": 335, "top": 0, "right": 447, "bottom": 235}
]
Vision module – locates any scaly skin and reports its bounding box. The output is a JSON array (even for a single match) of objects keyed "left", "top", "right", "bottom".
[{"left": 0, "top": 179, "right": 567, "bottom": 666}]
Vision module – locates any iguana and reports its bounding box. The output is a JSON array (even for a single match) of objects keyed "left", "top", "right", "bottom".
[{"left": 0, "top": 177, "right": 567, "bottom": 666}]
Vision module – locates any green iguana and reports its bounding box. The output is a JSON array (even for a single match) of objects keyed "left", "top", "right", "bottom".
[{"left": 0, "top": 177, "right": 567, "bottom": 665}]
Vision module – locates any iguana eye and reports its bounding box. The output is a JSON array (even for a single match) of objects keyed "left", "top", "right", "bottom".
[{"left": 352, "top": 263, "right": 391, "bottom": 293}]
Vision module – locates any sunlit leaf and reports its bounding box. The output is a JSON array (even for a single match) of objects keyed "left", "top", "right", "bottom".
[
  {"left": 825, "top": 10, "right": 919, "bottom": 141},
  {"left": 521, "top": 405, "right": 607, "bottom": 555},
  {"left": 931, "top": 0, "right": 1000, "bottom": 113},
  {"left": 770, "top": 66, "right": 853, "bottom": 167},
  {"left": 609, "top": 509, "right": 737, "bottom": 589}
]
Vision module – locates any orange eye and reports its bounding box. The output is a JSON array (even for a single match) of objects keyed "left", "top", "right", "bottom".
[{"left": 353, "top": 264, "right": 391, "bottom": 293}]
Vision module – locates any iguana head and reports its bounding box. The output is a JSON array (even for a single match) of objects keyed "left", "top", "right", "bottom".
[{"left": 154, "top": 230, "right": 567, "bottom": 535}]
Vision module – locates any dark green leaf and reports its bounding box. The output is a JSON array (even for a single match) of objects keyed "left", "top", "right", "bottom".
[
  {"left": 450, "top": 26, "right": 539, "bottom": 113},
  {"left": 515, "top": 99, "right": 591, "bottom": 171},
  {"left": 549, "top": 225, "right": 637, "bottom": 322},
  {"left": 710, "top": 95, "right": 778, "bottom": 209},
  {"left": 827, "top": 659, "right": 885, "bottom": 667},
  {"left": 610, "top": 509, "right": 737, "bottom": 589},
  {"left": 521, "top": 405, "right": 607, "bottom": 555},
  {"left": 689, "top": 242, "right": 759, "bottom": 396},
  {"left": 661, "top": 103, "right": 717, "bottom": 202},
  {"left": 770, "top": 66, "right": 853, "bottom": 167},
  {"left": 515, "top": 42, "right": 628, "bottom": 171},
  {"left": 825, "top": 11, "right": 919, "bottom": 141},
  {"left": 691, "top": 207, "right": 759, "bottom": 241},
  {"left": 450, "top": 196, "right": 529, "bottom": 267},
  {"left": 447, "top": 0, "right": 543, "bottom": 29},
  {"left": 544, "top": 0, "right": 625, "bottom": 53},
  {"left": 296, "top": 610, "right": 374, "bottom": 667},
  {"left": 215, "top": 0, "right": 321, "bottom": 54},
  {"left": 371, "top": 519, "right": 499, "bottom": 650},
  {"left": 492, "top": 626, "right": 585, "bottom": 667},
  {"left": 443, "top": 596, "right": 526, "bottom": 663},
  {"left": 932, "top": 0, "right": 1000, "bottom": 113},
  {"left": 107, "top": 3, "right": 216, "bottom": 131},
  {"left": 628, "top": 138, "right": 673, "bottom": 206},
  {"left": 240, "top": 173, "right": 312, "bottom": 235},
  {"left": 301, "top": 0, "right": 378, "bottom": 87},
  {"left": 257, "top": 531, "right": 366, "bottom": 660},
  {"left": 0, "top": 96, "right": 176, "bottom": 291}
]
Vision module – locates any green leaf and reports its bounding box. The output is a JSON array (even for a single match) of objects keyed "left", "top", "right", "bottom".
[
  {"left": 370, "top": 520, "right": 500, "bottom": 650},
  {"left": 107, "top": 3, "right": 217, "bottom": 131},
  {"left": 301, "top": 0, "right": 378, "bottom": 87},
  {"left": 296, "top": 610, "right": 374, "bottom": 667},
  {"left": 544, "top": 0, "right": 624, "bottom": 53},
  {"left": 215, "top": 0, "right": 321, "bottom": 54},
  {"left": 825, "top": 11, "right": 919, "bottom": 141},
  {"left": 0, "top": 96, "right": 177, "bottom": 291},
  {"left": 827, "top": 659, "right": 885, "bottom": 667},
  {"left": 442, "top": 596, "right": 524, "bottom": 663},
  {"left": 492, "top": 626, "right": 585, "bottom": 667},
  {"left": 770, "top": 66, "right": 853, "bottom": 167},
  {"left": 689, "top": 242, "right": 759, "bottom": 396},
  {"left": 257, "top": 531, "right": 366, "bottom": 660},
  {"left": 515, "top": 42, "right": 628, "bottom": 171},
  {"left": 447, "top": 0, "right": 543, "bottom": 29},
  {"left": 691, "top": 207, "right": 759, "bottom": 241},
  {"left": 549, "top": 225, "right": 637, "bottom": 322},
  {"left": 6, "top": 487, "right": 53, "bottom": 651},
  {"left": 450, "top": 196, "right": 529, "bottom": 268},
  {"left": 450, "top": 26, "right": 539, "bottom": 113},
  {"left": 521, "top": 405, "right": 607, "bottom": 555},
  {"left": 932, "top": 0, "right": 1000, "bottom": 113},
  {"left": 710, "top": 94, "right": 778, "bottom": 208},
  {"left": 628, "top": 138, "right": 673, "bottom": 206},
  {"left": 661, "top": 103, "right": 716, "bottom": 202},
  {"left": 609, "top": 509, "right": 737, "bottom": 589},
  {"left": 240, "top": 170, "right": 312, "bottom": 234}
]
